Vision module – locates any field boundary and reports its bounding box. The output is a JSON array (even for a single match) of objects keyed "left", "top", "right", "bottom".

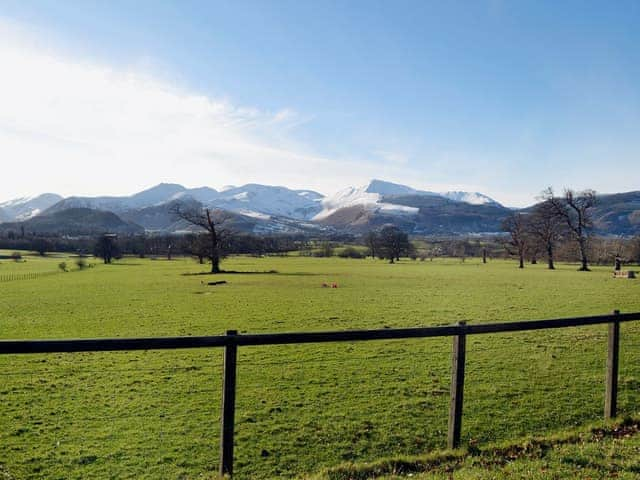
[
  {"left": 0, "top": 270, "right": 60, "bottom": 282},
  {"left": 2, "top": 310, "right": 640, "bottom": 478}
]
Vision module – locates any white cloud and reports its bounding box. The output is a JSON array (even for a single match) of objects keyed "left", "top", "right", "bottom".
[
  {"left": 0, "top": 19, "right": 517, "bottom": 205},
  {"left": 0, "top": 21, "right": 388, "bottom": 200}
]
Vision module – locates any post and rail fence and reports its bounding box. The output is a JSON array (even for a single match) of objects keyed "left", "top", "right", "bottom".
[{"left": 1, "top": 310, "right": 639, "bottom": 477}]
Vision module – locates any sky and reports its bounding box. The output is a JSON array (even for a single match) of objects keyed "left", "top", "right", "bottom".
[{"left": 0, "top": 0, "right": 639, "bottom": 207}]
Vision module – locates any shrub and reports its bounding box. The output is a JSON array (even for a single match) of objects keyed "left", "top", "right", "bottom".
[
  {"left": 58, "top": 262, "right": 68, "bottom": 272},
  {"left": 338, "top": 246, "right": 365, "bottom": 259},
  {"left": 10, "top": 252, "right": 22, "bottom": 262},
  {"left": 75, "top": 258, "right": 88, "bottom": 270}
]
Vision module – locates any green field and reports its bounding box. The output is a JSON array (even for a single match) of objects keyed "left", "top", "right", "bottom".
[
  {"left": 1, "top": 252, "right": 639, "bottom": 479},
  {"left": 312, "top": 417, "right": 640, "bottom": 479}
]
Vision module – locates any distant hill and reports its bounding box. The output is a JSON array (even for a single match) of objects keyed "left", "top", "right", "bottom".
[
  {"left": 591, "top": 191, "right": 640, "bottom": 235},
  {"left": 0, "top": 193, "right": 63, "bottom": 221},
  {"left": 0, "top": 208, "right": 144, "bottom": 235},
  {"left": 44, "top": 183, "right": 193, "bottom": 215},
  {"left": 317, "top": 194, "right": 510, "bottom": 234},
  {"left": 0, "top": 182, "right": 638, "bottom": 236},
  {"left": 43, "top": 183, "right": 324, "bottom": 221}
]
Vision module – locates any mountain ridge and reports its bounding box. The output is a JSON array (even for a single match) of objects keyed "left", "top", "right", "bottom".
[{"left": 1, "top": 181, "right": 638, "bottom": 236}]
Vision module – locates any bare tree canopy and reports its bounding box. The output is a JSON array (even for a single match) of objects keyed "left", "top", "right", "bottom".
[
  {"left": 528, "top": 199, "right": 565, "bottom": 270},
  {"left": 171, "top": 203, "right": 233, "bottom": 273},
  {"left": 364, "top": 231, "right": 378, "bottom": 259},
  {"left": 543, "top": 187, "right": 596, "bottom": 271},
  {"left": 502, "top": 213, "right": 527, "bottom": 268}
]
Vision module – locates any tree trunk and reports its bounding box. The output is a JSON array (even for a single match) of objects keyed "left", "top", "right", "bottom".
[
  {"left": 519, "top": 254, "right": 524, "bottom": 269},
  {"left": 547, "top": 245, "right": 555, "bottom": 270},
  {"left": 578, "top": 238, "right": 590, "bottom": 271},
  {"left": 211, "top": 255, "right": 221, "bottom": 273}
]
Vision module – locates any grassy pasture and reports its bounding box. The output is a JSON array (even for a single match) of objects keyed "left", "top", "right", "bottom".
[{"left": 0, "top": 253, "right": 639, "bottom": 479}]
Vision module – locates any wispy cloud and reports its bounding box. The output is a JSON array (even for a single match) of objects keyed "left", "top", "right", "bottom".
[
  {"left": 0, "top": 19, "right": 512, "bottom": 204},
  {"left": 0, "top": 20, "right": 389, "bottom": 199}
]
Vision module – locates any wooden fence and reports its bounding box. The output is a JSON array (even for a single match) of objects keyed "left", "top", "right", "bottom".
[
  {"left": 1, "top": 310, "right": 639, "bottom": 477},
  {"left": 0, "top": 271, "right": 60, "bottom": 282}
]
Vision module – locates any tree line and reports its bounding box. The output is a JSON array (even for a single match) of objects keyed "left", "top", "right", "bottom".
[
  {"left": 502, "top": 187, "right": 599, "bottom": 271},
  {"left": 1, "top": 194, "right": 639, "bottom": 272}
]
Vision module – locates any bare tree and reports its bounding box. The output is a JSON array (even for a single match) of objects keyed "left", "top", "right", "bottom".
[
  {"left": 364, "top": 231, "right": 378, "bottom": 259},
  {"left": 528, "top": 200, "right": 564, "bottom": 270},
  {"left": 543, "top": 187, "right": 596, "bottom": 271},
  {"left": 171, "top": 204, "right": 232, "bottom": 273},
  {"left": 502, "top": 213, "right": 527, "bottom": 268}
]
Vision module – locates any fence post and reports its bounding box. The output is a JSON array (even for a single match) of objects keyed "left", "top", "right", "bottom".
[
  {"left": 448, "top": 321, "right": 467, "bottom": 449},
  {"left": 605, "top": 310, "right": 620, "bottom": 420},
  {"left": 220, "top": 330, "right": 238, "bottom": 478}
]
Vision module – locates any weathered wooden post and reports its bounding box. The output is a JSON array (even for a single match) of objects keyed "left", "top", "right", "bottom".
[
  {"left": 220, "top": 330, "right": 238, "bottom": 477},
  {"left": 448, "top": 321, "right": 467, "bottom": 449},
  {"left": 605, "top": 310, "right": 620, "bottom": 420}
]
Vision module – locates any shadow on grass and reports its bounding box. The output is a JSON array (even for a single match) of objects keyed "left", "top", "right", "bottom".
[
  {"left": 182, "top": 270, "right": 278, "bottom": 276},
  {"left": 182, "top": 270, "right": 324, "bottom": 276},
  {"left": 106, "top": 263, "right": 145, "bottom": 266}
]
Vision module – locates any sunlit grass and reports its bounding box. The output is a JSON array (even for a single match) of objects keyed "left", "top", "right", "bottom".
[{"left": 0, "top": 255, "right": 639, "bottom": 478}]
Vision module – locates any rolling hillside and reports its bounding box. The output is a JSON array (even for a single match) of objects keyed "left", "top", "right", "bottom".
[{"left": 0, "top": 208, "right": 144, "bottom": 235}]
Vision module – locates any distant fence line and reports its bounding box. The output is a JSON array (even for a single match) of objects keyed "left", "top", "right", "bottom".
[
  {"left": 0, "top": 271, "right": 60, "bottom": 283},
  {"left": 1, "top": 310, "right": 639, "bottom": 478}
]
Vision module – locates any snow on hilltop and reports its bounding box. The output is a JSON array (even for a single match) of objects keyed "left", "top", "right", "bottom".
[
  {"left": 314, "top": 180, "right": 427, "bottom": 220},
  {"left": 439, "top": 191, "right": 499, "bottom": 205},
  {"left": 314, "top": 179, "right": 502, "bottom": 220},
  {"left": 0, "top": 193, "right": 63, "bottom": 221},
  {"left": 0, "top": 180, "right": 501, "bottom": 225},
  {"left": 210, "top": 184, "right": 324, "bottom": 220}
]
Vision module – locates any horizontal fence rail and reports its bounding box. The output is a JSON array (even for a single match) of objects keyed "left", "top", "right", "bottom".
[
  {"left": 2, "top": 310, "right": 639, "bottom": 477},
  {"left": 2, "top": 312, "right": 639, "bottom": 354}
]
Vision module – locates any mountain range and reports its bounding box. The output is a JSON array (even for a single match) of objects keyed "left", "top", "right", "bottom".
[{"left": 1, "top": 180, "right": 638, "bottom": 236}]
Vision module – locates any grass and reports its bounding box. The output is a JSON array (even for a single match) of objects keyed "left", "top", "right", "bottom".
[
  {"left": 0, "top": 253, "right": 639, "bottom": 479},
  {"left": 309, "top": 417, "right": 640, "bottom": 479}
]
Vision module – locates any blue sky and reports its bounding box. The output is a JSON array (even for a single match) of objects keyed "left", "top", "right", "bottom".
[{"left": 1, "top": 0, "right": 639, "bottom": 206}]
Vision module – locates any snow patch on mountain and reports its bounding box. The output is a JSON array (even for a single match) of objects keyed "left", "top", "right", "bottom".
[
  {"left": 439, "top": 191, "right": 499, "bottom": 205},
  {"left": 315, "top": 179, "right": 502, "bottom": 220},
  {"left": 365, "top": 179, "right": 424, "bottom": 196},
  {"left": 209, "top": 184, "right": 324, "bottom": 220},
  {"left": 0, "top": 193, "right": 63, "bottom": 221},
  {"left": 314, "top": 182, "right": 419, "bottom": 220},
  {"left": 237, "top": 209, "right": 271, "bottom": 220}
]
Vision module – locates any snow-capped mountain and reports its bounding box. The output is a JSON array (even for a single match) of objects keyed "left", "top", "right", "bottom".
[
  {"left": 0, "top": 193, "right": 63, "bottom": 221},
  {"left": 45, "top": 183, "right": 195, "bottom": 214},
  {"left": 207, "top": 184, "right": 324, "bottom": 220},
  {"left": 172, "top": 186, "right": 219, "bottom": 204},
  {"left": 40, "top": 183, "right": 324, "bottom": 221},
  {"left": 439, "top": 191, "right": 499, "bottom": 206},
  {"left": 0, "top": 180, "right": 504, "bottom": 234},
  {"left": 314, "top": 179, "right": 500, "bottom": 220},
  {"left": 314, "top": 180, "right": 424, "bottom": 220}
]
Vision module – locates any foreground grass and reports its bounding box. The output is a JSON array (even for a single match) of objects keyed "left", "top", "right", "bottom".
[
  {"left": 0, "top": 255, "right": 639, "bottom": 479},
  {"left": 310, "top": 417, "right": 640, "bottom": 479}
]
